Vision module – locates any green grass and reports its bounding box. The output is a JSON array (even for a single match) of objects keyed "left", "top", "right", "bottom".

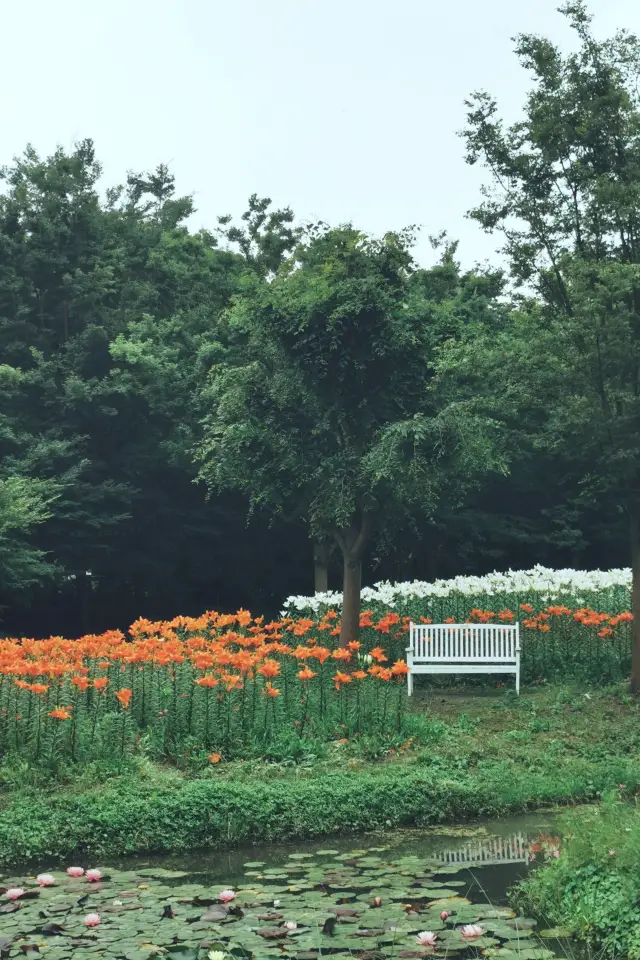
[{"left": 1, "top": 683, "right": 640, "bottom": 867}]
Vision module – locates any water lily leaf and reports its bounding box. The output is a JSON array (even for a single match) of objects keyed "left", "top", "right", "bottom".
[
  {"left": 191, "top": 896, "right": 223, "bottom": 908},
  {"left": 538, "top": 928, "right": 574, "bottom": 939},
  {"left": 228, "top": 947, "right": 252, "bottom": 959},
  {"left": 484, "top": 950, "right": 554, "bottom": 960},
  {"left": 412, "top": 888, "right": 461, "bottom": 900},
  {"left": 257, "top": 928, "right": 288, "bottom": 940},
  {"left": 430, "top": 898, "right": 472, "bottom": 908},
  {"left": 475, "top": 908, "right": 516, "bottom": 920},
  {"left": 200, "top": 907, "right": 227, "bottom": 922},
  {"left": 165, "top": 948, "right": 201, "bottom": 960},
  {"left": 494, "top": 927, "right": 534, "bottom": 939}
]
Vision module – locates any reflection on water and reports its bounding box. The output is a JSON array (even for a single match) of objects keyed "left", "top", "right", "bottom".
[{"left": 433, "top": 833, "right": 528, "bottom": 867}]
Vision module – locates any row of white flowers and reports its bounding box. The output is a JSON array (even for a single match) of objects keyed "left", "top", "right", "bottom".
[{"left": 283, "top": 564, "right": 632, "bottom": 614}]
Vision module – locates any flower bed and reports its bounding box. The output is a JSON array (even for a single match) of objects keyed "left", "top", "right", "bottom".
[
  {"left": 284, "top": 565, "right": 632, "bottom": 616},
  {"left": 0, "top": 596, "right": 634, "bottom": 770},
  {"left": 0, "top": 613, "right": 410, "bottom": 768}
]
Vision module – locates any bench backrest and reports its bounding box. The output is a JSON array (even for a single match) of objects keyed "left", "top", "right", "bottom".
[{"left": 409, "top": 623, "right": 519, "bottom": 662}]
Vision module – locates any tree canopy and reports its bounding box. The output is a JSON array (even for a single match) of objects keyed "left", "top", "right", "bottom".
[
  {"left": 1, "top": 3, "right": 639, "bottom": 641},
  {"left": 197, "top": 226, "right": 507, "bottom": 642},
  {"left": 460, "top": 0, "right": 640, "bottom": 685}
]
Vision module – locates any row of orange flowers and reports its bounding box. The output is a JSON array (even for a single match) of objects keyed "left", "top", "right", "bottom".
[
  {"left": 0, "top": 603, "right": 632, "bottom": 692},
  {"left": 0, "top": 611, "right": 411, "bottom": 720},
  {"left": 457, "top": 604, "right": 633, "bottom": 637}
]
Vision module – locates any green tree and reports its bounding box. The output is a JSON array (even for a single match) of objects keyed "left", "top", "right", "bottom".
[
  {"left": 462, "top": 0, "right": 640, "bottom": 687},
  {"left": 0, "top": 141, "right": 243, "bottom": 627},
  {"left": 216, "top": 193, "right": 304, "bottom": 278},
  {"left": 0, "top": 364, "right": 60, "bottom": 597},
  {"left": 198, "top": 226, "right": 502, "bottom": 644}
]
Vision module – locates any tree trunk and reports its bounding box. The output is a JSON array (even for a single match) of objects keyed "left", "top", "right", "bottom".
[
  {"left": 313, "top": 540, "right": 330, "bottom": 595},
  {"left": 340, "top": 553, "right": 362, "bottom": 647},
  {"left": 630, "top": 511, "right": 640, "bottom": 693},
  {"left": 336, "top": 513, "right": 374, "bottom": 648}
]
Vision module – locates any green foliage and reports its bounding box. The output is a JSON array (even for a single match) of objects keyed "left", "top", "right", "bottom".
[
  {"left": 0, "top": 753, "right": 638, "bottom": 867},
  {"left": 0, "top": 686, "right": 638, "bottom": 866},
  {"left": 198, "top": 227, "right": 508, "bottom": 641},
  {"left": 514, "top": 798, "right": 640, "bottom": 958},
  {"left": 459, "top": 0, "right": 640, "bottom": 676},
  {"left": 0, "top": 475, "right": 55, "bottom": 592},
  {"left": 200, "top": 229, "right": 507, "bottom": 536}
]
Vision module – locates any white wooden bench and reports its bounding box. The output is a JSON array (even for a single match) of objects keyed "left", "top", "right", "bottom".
[{"left": 406, "top": 622, "right": 520, "bottom": 695}]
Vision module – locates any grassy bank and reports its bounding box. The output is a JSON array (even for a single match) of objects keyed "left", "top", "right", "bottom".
[
  {"left": 1, "top": 685, "right": 640, "bottom": 867},
  {"left": 2, "top": 758, "right": 640, "bottom": 868},
  {"left": 513, "top": 799, "right": 640, "bottom": 959}
]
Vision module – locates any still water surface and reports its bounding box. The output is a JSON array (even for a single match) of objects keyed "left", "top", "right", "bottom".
[{"left": 111, "top": 809, "right": 563, "bottom": 905}]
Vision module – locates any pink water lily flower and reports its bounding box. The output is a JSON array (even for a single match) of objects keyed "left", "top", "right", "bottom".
[
  {"left": 36, "top": 873, "right": 55, "bottom": 887},
  {"left": 416, "top": 931, "right": 438, "bottom": 946},
  {"left": 86, "top": 869, "right": 102, "bottom": 883},
  {"left": 218, "top": 889, "right": 236, "bottom": 903},
  {"left": 5, "top": 888, "right": 24, "bottom": 901},
  {"left": 461, "top": 924, "right": 484, "bottom": 939},
  {"left": 440, "top": 911, "right": 449, "bottom": 921},
  {"left": 84, "top": 913, "right": 101, "bottom": 927},
  {"left": 67, "top": 867, "right": 85, "bottom": 878}
]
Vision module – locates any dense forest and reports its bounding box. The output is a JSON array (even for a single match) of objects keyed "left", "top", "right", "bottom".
[{"left": 1, "top": 1, "right": 638, "bottom": 639}]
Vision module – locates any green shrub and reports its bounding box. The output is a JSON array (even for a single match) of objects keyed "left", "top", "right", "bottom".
[
  {"left": 514, "top": 796, "right": 640, "bottom": 958},
  {"left": 2, "top": 758, "right": 640, "bottom": 867}
]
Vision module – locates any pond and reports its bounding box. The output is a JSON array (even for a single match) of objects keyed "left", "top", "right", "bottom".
[{"left": 0, "top": 811, "right": 569, "bottom": 960}]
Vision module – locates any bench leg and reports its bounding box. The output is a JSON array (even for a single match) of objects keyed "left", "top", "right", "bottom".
[
  {"left": 515, "top": 668, "right": 520, "bottom": 696},
  {"left": 407, "top": 672, "right": 413, "bottom": 697}
]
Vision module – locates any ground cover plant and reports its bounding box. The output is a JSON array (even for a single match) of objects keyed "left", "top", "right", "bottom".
[
  {"left": 0, "top": 842, "right": 560, "bottom": 960},
  {"left": 513, "top": 796, "right": 640, "bottom": 958},
  {"left": 1, "top": 683, "right": 640, "bottom": 866}
]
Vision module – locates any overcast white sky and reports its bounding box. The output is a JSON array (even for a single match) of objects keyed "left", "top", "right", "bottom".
[{"left": 2, "top": 0, "right": 637, "bottom": 268}]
